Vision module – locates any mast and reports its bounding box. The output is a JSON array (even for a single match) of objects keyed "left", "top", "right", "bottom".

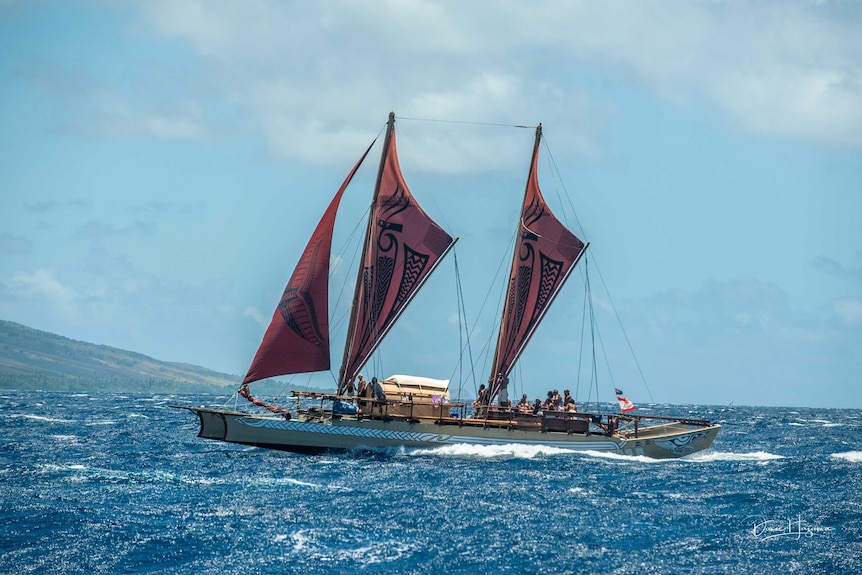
[
  {"left": 487, "top": 123, "right": 587, "bottom": 403},
  {"left": 488, "top": 123, "right": 544, "bottom": 385},
  {"left": 336, "top": 113, "right": 455, "bottom": 393},
  {"left": 337, "top": 112, "right": 396, "bottom": 394}
]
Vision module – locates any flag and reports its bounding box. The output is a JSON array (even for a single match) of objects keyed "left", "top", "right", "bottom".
[{"left": 615, "top": 388, "right": 636, "bottom": 413}]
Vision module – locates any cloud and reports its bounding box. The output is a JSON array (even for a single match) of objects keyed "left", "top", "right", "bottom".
[
  {"left": 637, "top": 278, "right": 794, "bottom": 341},
  {"left": 130, "top": 0, "right": 862, "bottom": 169},
  {"left": 0, "top": 233, "right": 32, "bottom": 255},
  {"left": 129, "top": 201, "right": 197, "bottom": 216},
  {"left": 136, "top": 1, "right": 606, "bottom": 170},
  {"left": 65, "top": 89, "right": 210, "bottom": 140},
  {"left": 22, "top": 52, "right": 210, "bottom": 141},
  {"left": 812, "top": 253, "right": 862, "bottom": 281},
  {"left": 602, "top": 277, "right": 861, "bottom": 406},
  {"left": 74, "top": 220, "right": 157, "bottom": 240},
  {"left": 243, "top": 306, "right": 268, "bottom": 328},
  {"left": 2, "top": 269, "right": 79, "bottom": 319},
  {"left": 23, "top": 199, "right": 94, "bottom": 213},
  {"left": 832, "top": 297, "right": 862, "bottom": 326}
]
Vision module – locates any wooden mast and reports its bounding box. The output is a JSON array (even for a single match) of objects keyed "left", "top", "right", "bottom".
[
  {"left": 488, "top": 123, "right": 544, "bottom": 392},
  {"left": 488, "top": 123, "right": 589, "bottom": 401},
  {"left": 336, "top": 112, "right": 396, "bottom": 394}
]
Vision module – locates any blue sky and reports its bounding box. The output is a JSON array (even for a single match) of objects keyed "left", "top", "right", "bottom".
[{"left": 1, "top": 1, "right": 860, "bottom": 408}]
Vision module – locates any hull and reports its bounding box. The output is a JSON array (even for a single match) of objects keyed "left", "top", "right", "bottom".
[{"left": 183, "top": 407, "right": 720, "bottom": 459}]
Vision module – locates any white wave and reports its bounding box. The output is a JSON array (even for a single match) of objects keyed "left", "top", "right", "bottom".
[
  {"left": 49, "top": 434, "right": 79, "bottom": 442},
  {"left": 822, "top": 422, "right": 845, "bottom": 428},
  {"left": 578, "top": 450, "right": 667, "bottom": 464},
  {"left": 11, "top": 413, "right": 73, "bottom": 423},
  {"left": 85, "top": 420, "right": 118, "bottom": 426},
  {"left": 409, "top": 443, "right": 576, "bottom": 459},
  {"left": 37, "top": 463, "right": 109, "bottom": 478},
  {"left": 683, "top": 450, "right": 784, "bottom": 463},
  {"left": 257, "top": 477, "right": 321, "bottom": 488},
  {"left": 831, "top": 451, "right": 862, "bottom": 463}
]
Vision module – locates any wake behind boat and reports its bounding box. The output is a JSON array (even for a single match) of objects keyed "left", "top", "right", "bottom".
[{"left": 176, "top": 113, "right": 719, "bottom": 459}]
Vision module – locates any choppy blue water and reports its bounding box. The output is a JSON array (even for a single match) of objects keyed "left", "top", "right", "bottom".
[{"left": 1, "top": 391, "right": 860, "bottom": 574}]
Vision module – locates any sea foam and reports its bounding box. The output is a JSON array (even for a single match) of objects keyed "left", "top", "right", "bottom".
[{"left": 831, "top": 451, "right": 862, "bottom": 463}]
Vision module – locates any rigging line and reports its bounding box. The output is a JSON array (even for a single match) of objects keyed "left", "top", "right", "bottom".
[
  {"left": 575, "top": 271, "right": 588, "bottom": 403},
  {"left": 591, "top": 309, "right": 618, "bottom": 402},
  {"left": 588, "top": 255, "right": 655, "bottom": 404},
  {"left": 456, "top": 251, "right": 464, "bottom": 400},
  {"left": 516, "top": 361, "right": 523, "bottom": 403},
  {"left": 451, "top": 251, "right": 479, "bottom": 398},
  {"left": 396, "top": 116, "right": 536, "bottom": 129},
  {"left": 394, "top": 136, "right": 455, "bottom": 235},
  {"left": 540, "top": 134, "right": 588, "bottom": 240},
  {"left": 455, "top": 226, "right": 517, "bottom": 385},
  {"left": 587, "top": 263, "right": 600, "bottom": 411},
  {"left": 330, "top": 206, "right": 371, "bottom": 329}
]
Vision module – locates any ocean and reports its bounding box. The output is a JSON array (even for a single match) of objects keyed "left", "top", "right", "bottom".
[{"left": 1, "top": 390, "right": 860, "bottom": 574}]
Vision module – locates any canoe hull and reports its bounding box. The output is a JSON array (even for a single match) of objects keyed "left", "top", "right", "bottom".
[{"left": 185, "top": 407, "right": 719, "bottom": 459}]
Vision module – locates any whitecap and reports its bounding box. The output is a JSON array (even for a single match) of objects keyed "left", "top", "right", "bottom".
[
  {"left": 49, "top": 434, "right": 79, "bottom": 442},
  {"left": 831, "top": 451, "right": 862, "bottom": 463},
  {"left": 683, "top": 450, "right": 784, "bottom": 463},
  {"left": 257, "top": 477, "right": 321, "bottom": 488},
  {"left": 12, "top": 414, "right": 73, "bottom": 423},
  {"left": 409, "top": 443, "right": 576, "bottom": 459},
  {"left": 579, "top": 450, "right": 667, "bottom": 464}
]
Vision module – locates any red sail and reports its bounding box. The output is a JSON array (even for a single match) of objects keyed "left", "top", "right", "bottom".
[
  {"left": 488, "top": 126, "right": 586, "bottom": 400},
  {"left": 243, "top": 143, "right": 373, "bottom": 384},
  {"left": 339, "top": 129, "right": 454, "bottom": 388}
]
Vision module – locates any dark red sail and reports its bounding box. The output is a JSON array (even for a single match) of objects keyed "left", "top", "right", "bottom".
[
  {"left": 339, "top": 127, "right": 454, "bottom": 389},
  {"left": 488, "top": 125, "right": 586, "bottom": 401},
  {"left": 243, "top": 143, "right": 374, "bottom": 384}
]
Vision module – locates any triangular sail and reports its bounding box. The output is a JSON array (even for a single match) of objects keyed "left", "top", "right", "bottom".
[
  {"left": 338, "top": 117, "right": 455, "bottom": 391},
  {"left": 488, "top": 124, "right": 587, "bottom": 401},
  {"left": 242, "top": 142, "right": 374, "bottom": 384}
]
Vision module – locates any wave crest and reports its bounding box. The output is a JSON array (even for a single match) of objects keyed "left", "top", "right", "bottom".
[{"left": 831, "top": 451, "right": 862, "bottom": 463}]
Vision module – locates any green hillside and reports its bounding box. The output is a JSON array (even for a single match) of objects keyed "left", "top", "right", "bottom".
[{"left": 0, "top": 319, "right": 243, "bottom": 394}]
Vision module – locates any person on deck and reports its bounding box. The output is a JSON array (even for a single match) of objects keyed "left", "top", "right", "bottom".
[
  {"left": 532, "top": 398, "right": 543, "bottom": 415},
  {"left": 473, "top": 384, "right": 488, "bottom": 418},
  {"left": 563, "top": 389, "right": 577, "bottom": 412},
  {"left": 371, "top": 377, "right": 385, "bottom": 414},
  {"left": 552, "top": 389, "right": 563, "bottom": 410},
  {"left": 516, "top": 394, "right": 531, "bottom": 413}
]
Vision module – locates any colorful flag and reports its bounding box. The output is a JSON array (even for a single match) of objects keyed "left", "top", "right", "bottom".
[{"left": 615, "top": 388, "right": 636, "bottom": 413}]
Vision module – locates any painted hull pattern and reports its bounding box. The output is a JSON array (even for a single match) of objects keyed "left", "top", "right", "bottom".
[{"left": 187, "top": 408, "right": 720, "bottom": 459}]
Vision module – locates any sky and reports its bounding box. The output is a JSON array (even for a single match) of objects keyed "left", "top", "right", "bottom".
[{"left": 1, "top": 1, "right": 860, "bottom": 409}]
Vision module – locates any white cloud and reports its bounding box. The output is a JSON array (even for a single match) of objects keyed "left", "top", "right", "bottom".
[
  {"left": 132, "top": 0, "right": 862, "bottom": 166},
  {"left": 5, "top": 269, "right": 79, "bottom": 319},
  {"left": 243, "top": 306, "right": 267, "bottom": 328},
  {"left": 832, "top": 297, "right": 862, "bottom": 326}
]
